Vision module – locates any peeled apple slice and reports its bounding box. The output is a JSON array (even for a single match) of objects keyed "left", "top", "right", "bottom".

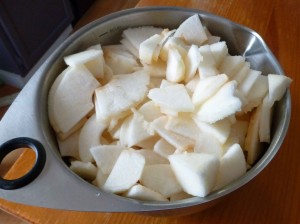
[
  {"left": 103, "top": 45, "right": 140, "bottom": 75},
  {"left": 185, "top": 76, "right": 200, "bottom": 95},
  {"left": 165, "top": 114, "right": 200, "bottom": 141},
  {"left": 93, "top": 169, "right": 108, "bottom": 187},
  {"left": 140, "top": 164, "right": 182, "bottom": 197},
  {"left": 198, "top": 65, "right": 219, "bottom": 79},
  {"left": 94, "top": 70, "right": 150, "bottom": 121},
  {"left": 224, "top": 120, "right": 249, "bottom": 149},
  {"left": 268, "top": 74, "right": 292, "bottom": 106},
  {"left": 124, "top": 184, "right": 168, "bottom": 202},
  {"left": 196, "top": 81, "right": 242, "bottom": 123},
  {"left": 122, "top": 26, "right": 163, "bottom": 53},
  {"left": 64, "top": 46, "right": 105, "bottom": 79},
  {"left": 148, "top": 84, "right": 194, "bottom": 113},
  {"left": 120, "top": 38, "right": 139, "bottom": 58},
  {"left": 243, "top": 74, "right": 268, "bottom": 112},
  {"left": 219, "top": 55, "right": 245, "bottom": 78},
  {"left": 57, "top": 129, "right": 80, "bottom": 159},
  {"left": 118, "top": 110, "right": 153, "bottom": 147},
  {"left": 160, "top": 37, "right": 189, "bottom": 62},
  {"left": 138, "top": 101, "right": 162, "bottom": 122},
  {"left": 174, "top": 14, "right": 208, "bottom": 46},
  {"left": 194, "top": 132, "right": 223, "bottom": 158},
  {"left": 153, "top": 138, "right": 176, "bottom": 158},
  {"left": 48, "top": 67, "right": 68, "bottom": 133},
  {"left": 214, "top": 144, "right": 247, "bottom": 190},
  {"left": 232, "top": 62, "right": 250, "bottom": 84},
  {"left": 184, "top": 44, "right": 203, "bottom": 82},
  {"left": 102, "top": 150, "right": 145, "bottom": 193},
  {"left": 151, "top": 116, "right": 195, "bottom": 151},
  {"left": 135, "top": 135, "right": 160, "bottom": 149},
  {"left": 135, "top": 149, "right": 169, "bottom": 165},
  {"left": 210, "top": 41, "right": 228, "bottom": 67},
  {"left": 70, "top": 161, "right": 97, "bottom": 181},
  {"left": 139, "top": 34, "right": 163, "bottom": 64},
  {"left": 198, "top": 45, "right": 216, "bottom": 67},
  {"left": 193, "top": 117, "right": 232, "bottom": 144},
  {"left": 78, "top": 114, "right": 108, "bottom": 162},
  {"left": 143, "top": 60, "right": 166, "bottom": 78},
  {"left": 49, "top": 65, "right": 100, "bottom": 135},
  {"left": 166, "top": 47, "right": 185, "bottom": 83},
  {"left": 90, "top": 145, "right": 126, "bottom": 174},
  {"left": 192, "top": 74, "right": 228, "bottom": 106},
  {"left": 258, "top": 94, "right": 273, "bottom": 143},
  {"left": 245, "top": 105, "right": 264, "bottom": 165},
  {"left": 169, "top": 153, "right": 220, "bottom": 197},
  {"left": 239, "top": 70, "right": 261, "bottom": 96}
]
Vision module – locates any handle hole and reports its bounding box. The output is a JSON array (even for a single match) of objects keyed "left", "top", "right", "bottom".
[
  {"left": 0, "top": 148, "right": 36, "bottom": 180},
  {"left": 0, "top": 137, "right": 46, "bottom": 190}
]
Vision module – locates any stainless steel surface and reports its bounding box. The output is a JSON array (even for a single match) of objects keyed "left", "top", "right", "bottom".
[{"left": 0, "top": 6, "right": 291, "bottom": 214}]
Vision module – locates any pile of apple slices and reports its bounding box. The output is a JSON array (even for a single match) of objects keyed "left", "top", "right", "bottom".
[{"left": 48, "top": 15, "right": 291, "bottom": 201}]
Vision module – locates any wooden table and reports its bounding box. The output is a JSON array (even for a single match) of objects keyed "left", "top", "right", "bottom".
[{"left": 1, "top": 0, "right": 299, "bottom": 223}]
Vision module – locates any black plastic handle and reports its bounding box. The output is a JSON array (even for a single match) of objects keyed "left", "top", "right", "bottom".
[{"left": 0, "top": 137, "right": 46, "bottom": 190}]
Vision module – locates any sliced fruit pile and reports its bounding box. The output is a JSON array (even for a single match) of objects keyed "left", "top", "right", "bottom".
[{"left": 48, "top": 15, "right": 292, "bottom": 201}]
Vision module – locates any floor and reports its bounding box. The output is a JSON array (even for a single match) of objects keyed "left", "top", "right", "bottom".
[{"left": 0, "top": 0, "right": 139, "bottom": 223}]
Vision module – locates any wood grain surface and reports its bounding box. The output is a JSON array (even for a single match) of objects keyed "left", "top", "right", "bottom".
[{"left": 0, "top": 0, "right": 299, "bottom": 223}]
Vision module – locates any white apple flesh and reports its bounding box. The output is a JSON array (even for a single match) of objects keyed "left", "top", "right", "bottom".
[
  {"left": 140, "top": 164, "right": 182, "bottom": 197},
  {"left": 102, "top": 150, "right": 145, "bottom": 193},
  {"left": 169, "top": 153, "right": 220, "bottom": 197}
]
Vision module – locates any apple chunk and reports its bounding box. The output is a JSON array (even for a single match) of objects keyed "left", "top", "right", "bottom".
[
  {"left": 245, "top": 105, "right": 264, "bottom": 165},
  {"left": 174, "top": 14, "right": 208, "bottom": 46},
  {"left": 194, "top": 132, "right": 223, "bottom": 158},
  {"left": 243, "top": 74, "right": 268, "bottom": 112},
  {"left": 268, "top": 74, "right": 292, "bottom": 106},
  {"left": 196, "top": 80, "right": 242, "bottom": 123},
  {"left": 214, "top": 144, "right": 247, "bottom": 190},
  {"left": 78, "top": 114, "right": 108, "bottom": 162},
  {"left": 118, "top": 110, "right": 154, "bottom": 147},
  {"left": 165, "top": 114, "right": 200, "bottom": 141},
  {"left": 64, "top": 46, "right": 104, "bottom": 79},
  {"left": 148, "top": 84, "right": 194, "bottom": 113},
  {"left": 138, "top": 101, "right": 162, "bottom": 122},
  {"left": 258, "top": 94, "right": 273, "bottom": 143},
  {"left": 184, "top": 45, "right": 203, "bottom": 82},
  {"left": 154, "top": 138, "right": 176, "bottom": 158},
  {"left": 57, "top": 129, "right": 80, "bottom": 160},
  {"left": 193, "top": 117, "right": 232, "bottom": 144},
  {"left": 90, "top": 145, "right": 126, "bottom": 174},
  {"left": 139, "top": 34, "right": 163, "bottom": 64},
  {"left": 151, "top": 116, "right": 195, "bottom": 151},
  {"left": 140, "top": 164, "right": 182, "bottom": 197},
  {"left": 49, "top": 65, "right": 100, "bottom": 135},
  {"left": 102, "top": 150, "right": 145, "bottom": 193},
  {"left": 219, "top": 55, "right": 245, "bottom": 78},
  {"left": 166, "top": 47, "right": 185, "bottom": 83},
  {"left": 192, "top": 74, "right": 228, "bottom": 106},
  {"left": 169, "top": 153, "right": 220, "bottom": 197},
  {"left": 136, "top": 149, "right": 169, "bottom": 165},
  {"left": 103, "top": 45, "right": 140, "bottom": 75},
  {"left": 122, "top": 26, "right": 163, "bottom": 53},
  {"left": 210, "top": 41, "right": 228, "bottom": 67},
  {"left": 224, "top": 120, "right": 249, "bottom": 149},
  {"left": 70, "top": 160, "right": 97, "bottom": 181},
  {"left": 94, "top": 70, "right": 150, "bottom": 121},
  {"left": 124, "top": 184, "right": 168, "bottom": 202}
]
